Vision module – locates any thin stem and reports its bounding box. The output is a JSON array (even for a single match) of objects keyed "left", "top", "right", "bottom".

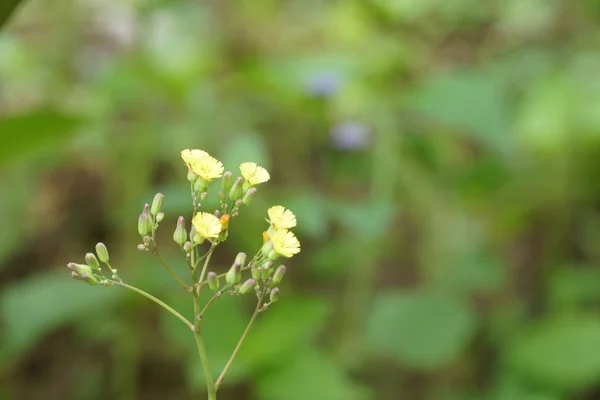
[
  {"left": 197, "top": 264, "right": 252, "bottom": 289},
  {"left": 196, "top": 244, "right": 216, "bottom": 296},
  {"left": 198, "top": 289, "right": 227, "bottom": 320},
  {"left": 152, "top": 248, "right": 191, "bottom": 291},
  {"left": 215, "top": 293, "right": 263, "bottom": 389},
  {"left": 111, "top": 280, "right": 194, "bottom": 331}
]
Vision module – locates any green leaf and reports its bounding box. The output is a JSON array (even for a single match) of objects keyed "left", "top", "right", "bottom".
[
  {"left": 329, "top": 199, "right": 395, "bottom": 240},
  {"left": 0, "top": 109, "right": 82, "bottom": 165},
  {"left": 367, "top": 289, "right": 477, "bottom": 370},
  {"left": 0, "top": 271, "right": 122, "bottom": 360},
  {"left": 220, "top": 133, "right": 271, "bottom": 172},
  {"left": 509, "top": 315, "right": 600, "bottom": 391},
  {"left": 256, "top": 350, "right": 372, "bottom": 400},
  {"left": 282, "top": 189, "right": 329, "bottom": 239}
]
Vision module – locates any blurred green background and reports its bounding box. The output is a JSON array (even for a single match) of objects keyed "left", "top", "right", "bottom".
[{"left": 3, "top": 0, "right": 600, "bottom": 399}]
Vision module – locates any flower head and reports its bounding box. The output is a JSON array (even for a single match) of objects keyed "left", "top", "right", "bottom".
[
  {"left": 189, "top": 155, "right": 224, "bottom": 182},
  {"left": 181, "top": 149, "right": 209, "bottom": 167},
  {"left": 240, "top": 162, "right": 270, "bottom": 186},
  {"left": 192, "top": 212, "right": 222, "bottom": 239},
  {"left": 270, "top": 229, "right": 301, "bottom": 258},
  {"left": 268, "top": 205, "right": 297, "bottom": 229}
]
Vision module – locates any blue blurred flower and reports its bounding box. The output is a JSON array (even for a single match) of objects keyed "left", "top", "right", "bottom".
[{"left": 331, "top": 121, "right": 371, "bottom": 151}]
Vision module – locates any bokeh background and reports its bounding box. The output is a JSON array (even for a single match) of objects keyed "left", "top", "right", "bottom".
[{"left": 3, "top": 0, "right": 600, "bottom": 399}]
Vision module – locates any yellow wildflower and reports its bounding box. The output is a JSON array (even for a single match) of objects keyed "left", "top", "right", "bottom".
[
  {"left": 268, "top": 205, "right": 297, "bottom": 229},
  {"left": 181, "top": 149, "right": 209, "bottom": 167},
  {"left": 240, "top": 162, "right": 270, "bottom": 186},
  {"left": 189, "top": 155, "right": 224, "bottom": 182},
  {"left": 192, "top": 212, "right": 222, "bottom": 239},
  {"left": 270, "top": 229, "right": 301, "bottom": 258}
]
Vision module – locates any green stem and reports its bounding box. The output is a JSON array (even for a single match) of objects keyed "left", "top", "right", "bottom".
[
  {"left": 152, "top": 248, "right": 191, "bottom": 291},
  {"left": 111, "top": 281, "right": 194, "bottom": 331},
  {"left": 215, "top": 293, "right": 263, "bottom": 389}
]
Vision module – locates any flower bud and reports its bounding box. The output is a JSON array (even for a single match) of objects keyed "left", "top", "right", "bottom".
[
  {"left": 183, "top": 241, "right": 192, "bottom": 253},
  {"left": 235, "top": 199, "right": 243, "bottom": 207},
  {"left": 85, "top": 253, "right": 100, "bottom": 270},
  {"left": 207, "top": 272, "right": 220, "bottom": 291},
  {"left": 251, "top": 267, "right": 261, "bottom": 280},
  {"left": 190, "top": 227, "right": 203, "bottom": 244},
  {"left": 261, "top": 261, "right": 274, "bottom": 279},
  {"left": 137, "top": 244, "right": 147, "bottom": 251},
  {"left": 71, "top": 271, "right": 85, "bottom": 281},
  {"left": 225, "top": 263, "right": 241, "bottom": 285},
  {"left": 272, "top": 265, "right": 286, "bottom": 285},
  {"left": 238, "top": 279, "right": 256, "bottom": 294},
  {"left": 67, "top": 262, "right": 93, "bottom": 277},
  {"left": 242, "top": 187, "right": 257, "bottom": 205},
  {"left": 218, "top": 191, "right": 225, "bottom": 201},
  {"left": 267, "top": 249, "right": 280, "bottom": 261},
  {"left": 151, "top": 193, "right": 164, "bottom": 216},
  {"left": 214, "top": 210, "right": 221, "bottom": 219},
  {"left": 173, "top": 216, "right": 187, "bottom": 245},
  {"left": 261, "top": 241, "right": 273, "bottom": 257},
  {"left": 194, "top": 179, "right": 208, "bottom": 194},
  {"left": 187, "top": 169, "right": 197, "bottom": 182},
  {"left": 229, "top": 177, "right": 244, "bottom": 201},
  {"left": 234, "top": 252, "right": 247, "bottom": 268},
  {"left": 95, "top": 242, "right": 109, "bottom": 263},
  {"left": 81, "top": 273, "right": 98, "bottom": 285},
  {"left": 221, "top": 171, "right": 233, "bottom": 192},
  {"left": 143, "top": 236, "right": 153, "bottom": 246},
  {"left": 270, "top": 287, "right": 280, "bottom": 303},
  {"left": 138, "top": 213, "right": 152, "bottom": 236},
  {"left": 142, "top": 203, "right": 151, "bottom": 217},
  {"left": 156, "top": 212, "right": 165, "bottom": 223},
  {"left": 200, "top": 192, "right": 208, "bottom": 201}
]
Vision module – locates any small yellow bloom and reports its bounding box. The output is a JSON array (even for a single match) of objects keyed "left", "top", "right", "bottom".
[
  {"left": 192, "top": 212, "right": 222, "bottom": 239},
  {"left": 240, "top": 162, "right": 270, "bottom": 186},
  {"left": 189, "top": 155, "right": 224, "bottom": 182},
  {"left": 270, "top": 229, "right": 301, "bottom": 258},
  {"left": 268, "top": 205, "right": 297, "bottom": 229},
  {"left": 181, "top": 149, "right": 209, "bottom": 167}
]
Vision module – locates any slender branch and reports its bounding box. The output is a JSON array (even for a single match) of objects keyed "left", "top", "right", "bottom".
[
  {"left": 196, "top": 244, "right": 216, "bottom": 296},
  {"left": 198, "top": 291, "right": 224, "bottom": 320},
  {"left": 215, "top": 293, "right": 263, "bottom": 389},
  {"left": 151, "top": 248, "right": 191, "bottom": 291},
  {"left": 110, "top": 280, "right": 194, "bottom": 331}
]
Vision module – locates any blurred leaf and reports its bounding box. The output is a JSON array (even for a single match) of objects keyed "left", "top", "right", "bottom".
[
  {"left": 433, "top": 250, "right": 508, "bottom": 294},
  {"left": 367, "top": 289, "right": 477, "bottom": 370},
  {"left": 0, "top": 271, "right": 122, "bottom": 360},
  {"left": 307, "top": 238, "right": 355, "bottom": 278},
  {"left": 0, "top": 109, "right": 82, "bottom": 165},
  {"left": 238, "top": 297, "right": 332, "bottom": 369},
  {"left": 329, "top": 199, "right": 395, "bottom": 240},
  {"left": 410, "top": 70, "right": 511, "bottom": 150},
  {"left": 491, "top": 375, "right": 561, "bottom": 400},
  {"left": 221, "top": 133, "right": 271, "bottom": 171},
  {"left": 256, "top": 350, "right": 371, "bottom": 400},
  {"left": 282, "top": 189, "right": 329, "bottom": 239},
  {"left": 548, "top": 267, "right": 600, "bottom": 310},
  {"left": 509, "top": 315, "right": 600, "bottom": 391}
]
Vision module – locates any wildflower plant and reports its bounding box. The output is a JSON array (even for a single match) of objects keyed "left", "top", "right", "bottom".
[{"left": 66, "top": 149, "right": 300, "bottom": 400}]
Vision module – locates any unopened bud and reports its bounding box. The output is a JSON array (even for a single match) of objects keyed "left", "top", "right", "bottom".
[
  {"left": 143, "top": 236, "right": 153, "bottom": 246},
  {"left": 142, "top": 203, "right": 151, "bottom": 217},
  {"left": 229, "top": 177, "right": 244, "bottom": 201},
  {"left": 137, "top": 244, "right": 147, "bottom": 251},
  {"left": 261, "top": 261, "right": 274, "bottom": 279},
  {"left": 251, "top": 267, "right": 261, "bottom": 280},
  {"left": 242, "top": 187, "right": 257, "bottom": 205},
  {"left": 200, "top": 192, "right": 208, "bottom": 201},
  {"left": 214, "top": 210, "right": 221, "bottom": 219},
  {"left": 272, "top": 265, "right": 286, "bottom": 285},
  {"left": 261, "top": 241, "right": 273, "bottom": 257},
  {"left": 183, "top": 241, "right": 192, "bottom": 253},
  {"left": 194, "top": 179, "right": 208, "bottom": 193},
  {"left": 68, "top": 262, "right": 93, "bottom": 277},
  {"left": 156, "top": 212, "right": 165, "bottom": 223},
  {"left": 95, "top": 242, "right": 109, "bottom": 263},
  {"left": 80, "top": 273, "right": 98, "bottom": 285},
  {"left": 173, "top": 216, "right": 187, "bottom": 245},
  {"left": 235, "top": 199, "right": 243, "bottom": 207},
  {"left": 267, "top": 249, "right": 280, "bottom": 261},
  {"left": 207, "top": 272, "right": 220, "bottom": 291},
  {"left": 85, "top": 253, "right": 99, "bottom": 270},
  {"left": 234, "top": 252, "right": 247, "bottom": 268},
  {"left": 71, "top": 271, "right": 84, "bottom": 281},
  {"left": 270, "top": 287, "right": 280, "bottom": 303},
  {"left": 221, "top": 171, "right": 233, "bottom": 191},
  {"left": 187, "top": 169, "right": 197, "bottom": 182},
  {"left": 151, "top": 193, "right": 164, "bottom": 216},
  {"left": 226, "top": 263, "right": 241, "bottom": 285},
  {"left": 238, "top": 279, "right": 257, "bottom": 294},
  {"left": 218, "top": 190, "right": 225, "bottom": 201},
  {"left": 138, "top": 213, "right": 152, "bottom": 236}
]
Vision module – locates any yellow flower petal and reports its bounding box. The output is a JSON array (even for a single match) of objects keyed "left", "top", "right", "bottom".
[
  {"left": 270, "top": 229, "right": 301, "bottom": 258},
  {"left": 240, "top": 162, "right": 270, "bottom": 186},
  {"left": 268, "top": 205, "right": 297, "bottom": 229},
  {"left": 192, "top": 212, "right": 222, "bottom": 239},
  {"left": 189, "top": 155, "right": 224, "bottom": 182},
  {"left": 181, "top": 149, "right": 209, "bottom": 167}
]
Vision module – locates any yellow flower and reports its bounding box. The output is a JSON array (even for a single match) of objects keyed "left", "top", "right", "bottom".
[
  {"left": 192, "top": 212, "right": 222, "bottom": 239},
  {"left": 268, "top": 205, "right": 297, "bottom": 229},
  {"left": 181, "top": 149, "right": 209, "bottom": 167},
  {"left": 240, "top": 162, "right": 270, "bottom": 186},
  {"left": 189, "top": 155, "right": 224, "bottom": 182},
  {"left": 270, "top": 229, "right": 301, "bottom": 258}
]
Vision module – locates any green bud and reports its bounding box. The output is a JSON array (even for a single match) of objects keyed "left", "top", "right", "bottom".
[
  {"left": 68, "top": 262, "right": 93, "bottom": 277},
  {"left": 151, "top": 193, "right": 164, "bottom": 216},
  {"left": 218, "top": 191, "right": 225, "bottom": 201},
  {"left": 95, "top": 242, "right": 109, "bottom": 263},
  {"left": 251, "top": 267, "right": 261, "bottom": 280},
  {"left": 194, "top": 179, "right": 208, "bottom": 194},
  {"left": 85, "top": 253, "right": 100, "bottom": 270},
  {"left": 272, "top": 265, "right": 286, "bottom": 285},
  {"left": 138, "top": 213, "right": 152, "bottom": 236},
  {"left": 142, "top": 203, "right": 151, "bottom": 217},
  {"left": 137, "top": 244, "right": 147, "bottom": 251},
  {"left": 261, "top": 241, "right": 273, "bottom": 257},
  {"left": 221, "top": 171, "right": 233, "bottom": 192},
  {"left": 156, "top": 212, "right": 165, "bottom": 223},
  {"left": 143, "top": 236, "right": 153, "bottom": 246},
  {"left": 242, "top": 188, "right": 257, "bottom": 205},
  {"left": 238, "top": 279, "right": 257, "bottom": 294},
  {"left": 270, "top": 287, "right": 280, "bottom": 303},
  {"left": 81, "top": 273, "right": 98, "bottom": 285},
  {"left": 229, "top": 177, "right": 244, "bottom": 201},
  {"left": 71, "top": 271, "right": 85, "bottom": 281},
  {"left": 267, "top": 249, "right": 280, "bottom": 261},
  {"left": 207, "top": 272, "right": 220, "bottom": 291},
  {"left": 225, "top": 263, "right": 241, "bottom": 285},
  {"left": 235, "top": 252, "right": 247, "bottom": 268},
  {"left": 187, "top": 169, "right": 197, "bottom": 182},
  {"left": 190, "top": 227, "right": 203, "bottom": 244},
  {"left": 183, "top": 241, "right": 192, "bottom": 253},
  {"left": 173, "top": 216, "right": 187, "bottom": 245},
  {"left": 243, "top": 181, "right": 251, "bottom": 193},
  {"left": 200, "top": 192, "right": 208, "bottom": 201}
]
